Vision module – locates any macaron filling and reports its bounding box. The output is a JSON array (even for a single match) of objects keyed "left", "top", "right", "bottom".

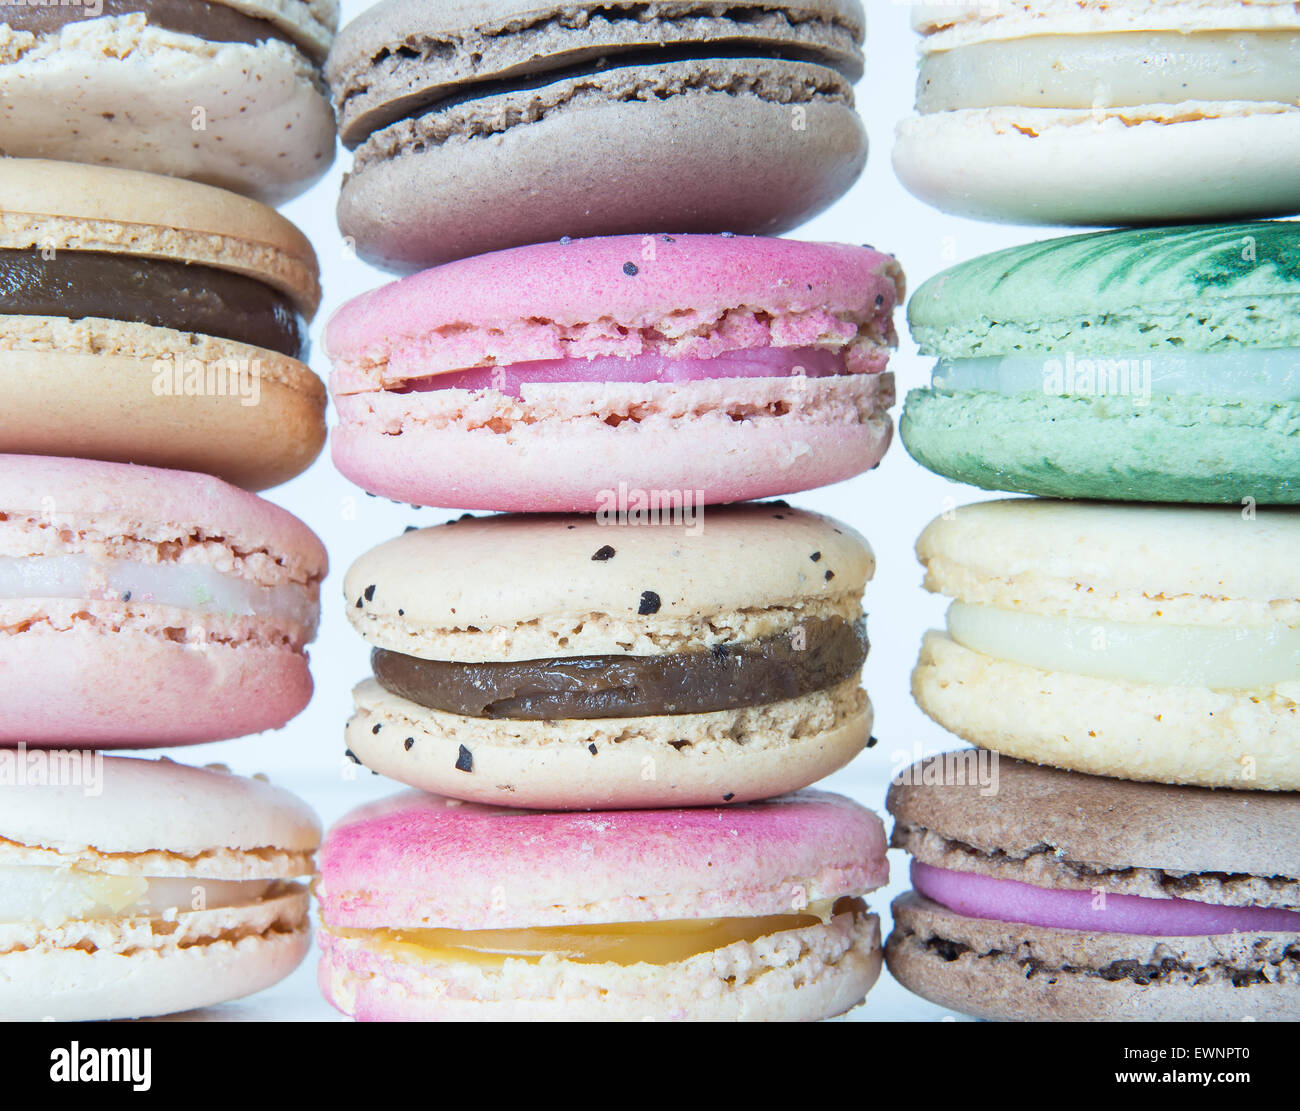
[
  {"left": 946, "top": 602, "right": 1299, "bottom": 691},
  {"left": 917, "top": 31, "right": 1300, "bottom": 111},
  {"left": 328, "top": 896, "right": 867, "bottom": 968},
  {"left": 0, "top": 249, "right": 307, "bottom": 358},
  {"left": 0, "top": 554, "right": 320, "bottom": 627},
  {"left": 912, "top": 862, "right": 1300, "bottom": 937},
  {"left": 369, "top": 617, "right": 867, "bottom": 719}
]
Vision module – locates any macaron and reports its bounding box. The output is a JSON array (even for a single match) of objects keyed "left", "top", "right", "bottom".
[
  {"left": 0, "top": 159, "right": 326, "bottom": 491},
  {"left": 886, "top": 753, "right": 1300, "bottom": 1021},
  {"left": 0, "top": 0, "right": 337, "bottom": 202},
  {"left": 895, "top": 1, "right": 1300, "bottom": 225},
  {"left": 902, "top": 221, "right": 1300, "bottom": 504},
  {"left": 327, "top": 0, "right": 868, "bottom": 269},
  {"left": 344, "top": 504, "right": 875, "bottom": 809},
  {"left": 0, "top": 455, "right": 326, "bottom": 748},
  {"left": 913, "top": 499, "right": 1300, "bottom": 791},
  {"left": 0, "top": 755, "right": 320, "bottom": 1021},
  {"left": 326, "top": 234, "right": 903, "bottom": 511},
  {"left": 316, "top": 788, "right": 888, "bottom": 1021}
]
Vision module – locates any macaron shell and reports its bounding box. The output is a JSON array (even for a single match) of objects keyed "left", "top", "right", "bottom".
[
  {"left": 901, "top": 388, "right": 1300, "bottom": 504},
  {"left": 226, "top": 0, "right": 339, "bottom": 61},
  {"left": 887, "top": 892, "right": 1299, "bottom": 1021},
  {"left": 317, "top": 788, "right": 889, "bottom": 931}
]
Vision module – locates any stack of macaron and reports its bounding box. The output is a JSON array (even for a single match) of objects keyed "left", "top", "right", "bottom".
[
  {"left": 0, "top": 0, "right": 340, "bottom": 1019},
  {"left": 885, "top": 0, "right": 1300, "bottom": 1021},
  {"left": 315, "top": 0, "right": 900, "bottom": 1022}
]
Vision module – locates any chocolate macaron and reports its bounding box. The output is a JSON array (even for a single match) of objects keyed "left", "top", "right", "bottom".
[
  {"left": 0, "top": 159, "right": 325, "bottom": 491},
  {"left": 887, "top": 753, "right": 1300, "bottom": 1021},
  {"left": 327, "top": 0, "right": 869, "bottom": 269},
  {"left": 344, "top": 504, "right": 876, "bottom": 809}
]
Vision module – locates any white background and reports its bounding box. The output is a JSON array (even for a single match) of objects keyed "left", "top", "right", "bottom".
[{"left": 151, "top": 0, "right": 1053, "bottom": 1021}]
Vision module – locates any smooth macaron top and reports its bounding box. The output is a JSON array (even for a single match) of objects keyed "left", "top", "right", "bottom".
[
  {"left": 318, "top": 788, "right": 888, "bottom": 930},
  {"left": 909, "top": 222, "right": 1300, "bottom": 358},
  {"left": 0, "top": 756, "right": 321, "bottom": 861},
  {"left": 327, "top": 0, "right": 865, "bottom": 145},
  {"left": 326, "top": 234, "right": 903, "bottom": 391},
  {"left": 346, "top": 504, "right": 873, "bottom": 660},
  {"left": 0, "top": 158, "right": 322, "bottom": 316},
  {"left": 888, "top": 754, "right": 1300, "bottom": 882},
  {"left": 0, "top": 455, "right": 327, "bottom": 582},
  {"left": 918, "top": 499, "right": 1300, "bottom": 625}
]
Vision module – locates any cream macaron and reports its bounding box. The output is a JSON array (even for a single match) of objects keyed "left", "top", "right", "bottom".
[
  {"left": 913, "top": 499, "right": 1300, "bottom": 791},
  {"left": 344, "top": 504, "right": 876, "bottom": 809},
  {"left": 0, "top": 756, "right": 320, "bottom": 1021}
]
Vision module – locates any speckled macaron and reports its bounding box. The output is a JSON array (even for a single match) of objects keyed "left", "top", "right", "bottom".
[
  {"left": 902, "top": 221, "right": 1300, "bottom": 503},
  {"left": 0, "top": 0, "right": 337, "bottom": 202},
  {"left": 895, "top": 1, "right": 1300, "bottom": 225},
  {"left": 343, "top": 503, "right": 876, "bottom": 809},
  {"left": 0, "top": 159, "right": 326, "bottom": 491},
  {"left": 912, "top": 498, "right": 1300, "bottom": 791},
  {"left": 0, "top": 455, "right": 326, "bottom": 748},
  {"left": 326, "top": 234, "right": 902, "bottom": 512},
  {"left": 887, "top": 753, "right": 1300, "bottom": 1021},
  {"left": 316, "top": 788, "right": 888, "bottom": 1021},
  {"left": 327, "top": 0, "right": 868, "bottom": 270}
]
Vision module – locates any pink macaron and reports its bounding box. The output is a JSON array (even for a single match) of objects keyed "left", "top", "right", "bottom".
[
  {"left": 316, "top": 788, "right": 889, "bottom": 1021},
  {"left": 0, "top": 455, "right": 326, "bottom": 748},
  {"left": 325, "top": 234, "right": 903, "bottom": 512}
]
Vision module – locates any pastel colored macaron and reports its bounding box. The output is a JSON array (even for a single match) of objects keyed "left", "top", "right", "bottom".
[
  {"left": 344, "top": 504, "right": 875, "bottom": 809},
  {"left": 886, "top": 753, "right": 1300, "bottom": 1021},
  {"left": 912, "top": 499, "right": 1300, "bottom": 791},
  {"left": 317, "top": 788, "right": 888, "bottom": 1021},
  {"left": 895, "top": 1, "right": 1300, "bottom": 224},
  {"left": 328, "top": 0, "right": 868, "bottom": 270},
  {"left": 0, "top": 756, "right": 320, "bottom": 1021},
  {"left": 0, "top": 455, "right": 325, "bottom": 748},
  {"left": 0, "top": 0, "right": 337, "bottom": 202},
  {"left": 327, "top": 234, "right": 902, "bottom": 511},
  {"left": 0, "top": 160, "right": 326, "bottom": 491},
  {"left": 902, "top": 221, "right": 1300, "bottom": 504}
]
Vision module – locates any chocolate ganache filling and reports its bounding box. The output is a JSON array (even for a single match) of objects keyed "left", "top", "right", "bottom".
[
  {"left": 372, "top": 617, "right": 868, "bottom": 720},
  {"left": 1, "top": 0, "right": 313, "bottom": 58},
  {"left": 0, "top": 249, "right": 306, "bottom": 357}
]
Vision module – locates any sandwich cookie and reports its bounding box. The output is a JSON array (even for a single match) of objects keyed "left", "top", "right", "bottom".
[
  {"left": 0, "top": 0, "right": 337, "bottom": 202},
  {"left": 0, "top": 160, "right": 325, "bottom": 491},
  {"left": 344, "top": 505, "right": 875, "bottom": 809},
  {"left": 327, "top": 0, "right": 868, "bottom": 269},
  {"left": 0, "top": 455, "right": 326, "bottom": 748},
  {"left": 327, "top": 234, "right": 902, "bottom": 511},
  {"left": 317, "top": 789, "right": 888, "bottom": 1021},
  {"left": 895, "top": 1, "right": 1300, "bottom": 224},
  {"left": 913, "top": 499, "right": 1300, "bottom": 791},
  {"left": 887, "top": 754, "right": 1300, "bottom": 1021},
  {"left": 902, "top": 222, "right": 1300, "bottom": 504},
  {"left": 0, "top": 756, "right": 320, "bottom": 1022}
]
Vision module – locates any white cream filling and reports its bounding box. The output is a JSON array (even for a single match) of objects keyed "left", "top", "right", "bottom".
[
  {"left": 918, "top": 31, "right": 1300, "bottom": 112},
  {"left": 0, "top": 866, "right": 276, "bottom": 926},
  {"left": 0, "top": 554, "right": 318, "bottom": 626},
  {"left": 947, "top": 603, "right": 1300, "bottom": 691},
  {"left": 931, "top": 349, "right": 1300, "bottom": 404}
]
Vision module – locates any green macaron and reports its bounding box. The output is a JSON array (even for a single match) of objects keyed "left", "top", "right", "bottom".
[{"left": 901, "top": 221, "right": 1300, "bottom": 504}]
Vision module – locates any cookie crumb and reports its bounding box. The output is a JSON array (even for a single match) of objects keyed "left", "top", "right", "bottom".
[
  {"left": 867, "top": 735, "right": 879, "bottom": 749},
  {"left": 371, "top": 723, "right": 382, "bottom": 735},
  {"left": 405, "top": 737, "right": 415, "bottom": 751},
  {"left": 588, "top": 743, "right": 598, "bottom": 755},
  {"left": 592, "top": 545, "right": 616, "bottom": 561},
  {"left": 455, "top": 745, "right": 474, "bottom": 773},
  {"left": 825, "top": 570, "right": 835, "bottom": 582},
  {"left": 810, "top": 551, "right": 822, "bottom": 562},
  {"left": 638, "top": 590, "right": 662, "bottom": 615},
  {"left": 723, "top": 793, "right": 735, "bottom": 802},
  {"left": 345, "top": 749, "right": 361, "bottom": 765},
  {"left": 363, "top": 585, "right": 376, "bottom": 602},
  {"left": 623, "top": 261, "right": 639, "bottom": 277}
]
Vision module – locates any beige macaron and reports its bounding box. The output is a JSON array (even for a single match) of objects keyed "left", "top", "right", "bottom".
[
  {"left": 913, "top": 499, "right": 1300, "bottom": 790},
  {"left": 0, "top": 755, "right": 320, "bottom": 1021},
  {"left": 0, "top": 158, "right": 325, "bottom": 490},
  {"left": 344, "top": 503, "right": 877, "bottom": 809}
]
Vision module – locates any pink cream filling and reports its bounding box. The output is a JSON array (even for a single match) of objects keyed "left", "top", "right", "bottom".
[
  {"left": 396, "top": 346, "right": 852, "bottom": 398},
  {"left": 912, "top": 861, "right": 1300, "bottom": 937}
]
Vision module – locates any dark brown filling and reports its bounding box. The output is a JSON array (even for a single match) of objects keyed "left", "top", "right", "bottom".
[
  {"left": 1, "top": 0, "right": 312, "bottom": 59},
  {"left": 0, "top": 249, "right": 305, "bottom": 357},
  {"left": 372, "top": 617, "right": 868, "bottom": 720}
]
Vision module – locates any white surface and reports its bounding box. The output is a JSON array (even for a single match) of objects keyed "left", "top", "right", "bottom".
[{"left": 145, "top": 0, "right": 1055, "bottom": 1022}]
